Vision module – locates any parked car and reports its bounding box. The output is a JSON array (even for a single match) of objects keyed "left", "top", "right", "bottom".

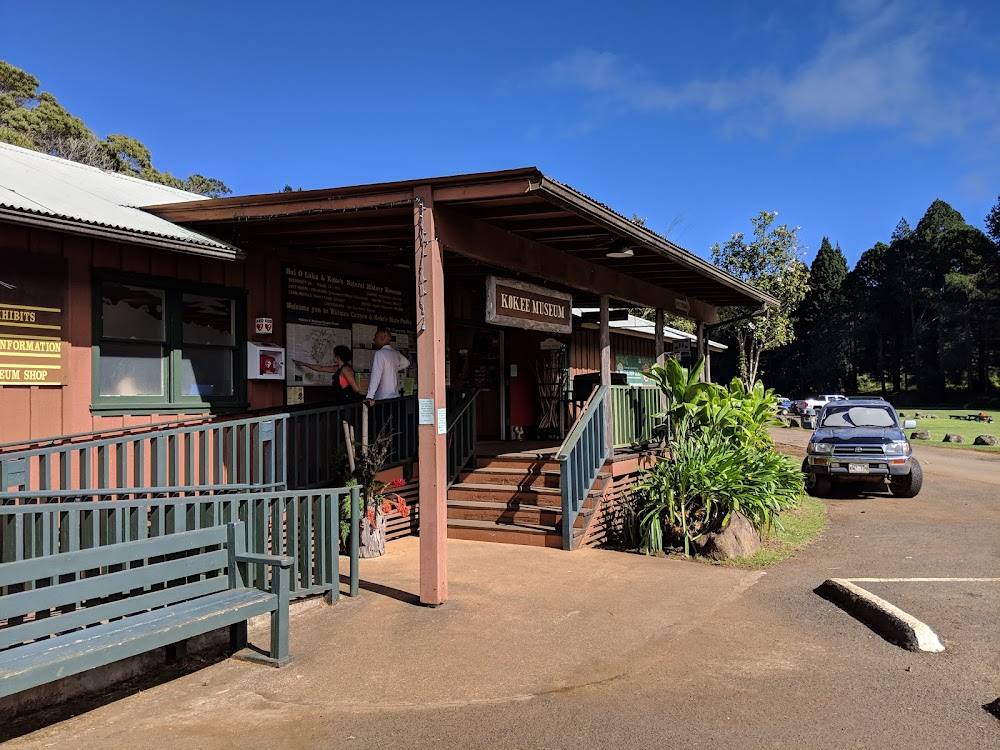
[
  {"left": 802, "top": 398, "right": 922, "bottom": 498},
  {"left": 794, "top": 394, "right": 846, "bottom": 414},
  {"left": 776, "top": 396, "right": 792, "bottom": 415}
]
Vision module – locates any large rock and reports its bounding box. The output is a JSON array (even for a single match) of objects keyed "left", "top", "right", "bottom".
[
  {"left": 974, "top": 435, "right": 999, "bottom": 446},
  {"left": 943, "top": 433, "right": 964, "bottom": 443},
  {"left": 910, "top": 430, "right": 931, "bottom": 440},
  {"left": 698, "top": 512, "right": 762, "bottom": 561}
]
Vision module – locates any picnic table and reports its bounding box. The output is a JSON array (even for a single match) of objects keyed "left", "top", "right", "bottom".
[{"left": 948, "top": 413, "right": 994, "bottom": 423}]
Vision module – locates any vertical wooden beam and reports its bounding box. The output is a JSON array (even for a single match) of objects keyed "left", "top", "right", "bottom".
[
  {"left": 654, "top": 309, "right": 666, "bottom": 368},
  {"left": 654, "top": 308, "right": 667, "bottom": 414},
  {"left": 599, "top": 295, "right": 613, "bottom": 455},
  {"left": 696, "top": 321, "right": 707, "bottom": 382},
  {"left": 414, "top": 186, "right": 448, "bottom": 606}
]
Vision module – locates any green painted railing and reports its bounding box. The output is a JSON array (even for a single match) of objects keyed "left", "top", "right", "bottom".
[
  {"left": 0, "top": 413, "right": 287, "bottom": 494},
  {"left": 446, "top": 391, "right": 479, "bottom": 487},
  {"left": 0, "top": 485, "right": 360, "bottom": 601},
  {"left": 556, "top": 385, "right": 610, "bottom": 551},
  {"left": 611, "top": 385, "right": 661, "bottom": 449},
  {"left": 369, "top": 396, "right": 418, "bottom": 468},
  {"left": 286, "top": 402, "right": 363, "bottom": 490}
]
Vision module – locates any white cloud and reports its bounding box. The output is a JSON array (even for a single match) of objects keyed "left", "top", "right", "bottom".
[{"left": 537, "top": 0, "right": 996, "bottom": 141}]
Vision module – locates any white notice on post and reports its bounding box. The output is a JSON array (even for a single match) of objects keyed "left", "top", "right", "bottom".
[
  {"left": 437, "top": 408, "right": 447, "bottom": 435},
  {"left": 419, "top": 399, "right": 434, "bottom": 425}
]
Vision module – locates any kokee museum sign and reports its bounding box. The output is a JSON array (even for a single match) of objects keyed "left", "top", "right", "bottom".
[
  {"left": 486, "top": 276, "right": 572, "bottom": 334},
  {"left": 0, "top": 257, "right": 68, "bottom": 386}
]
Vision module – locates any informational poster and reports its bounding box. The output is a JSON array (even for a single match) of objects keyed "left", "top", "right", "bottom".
[
  {"left": 286, "top": 323, "right": 351, "bottom": 386},
  {"left": 282, "top": 263, "right": 416, "bottom": 391},
  {"left": 0, "top": 257, "right": 68, "bottom": 386},
  {"left": 616, "top": 354, "right": 655, "bottom": 386}
]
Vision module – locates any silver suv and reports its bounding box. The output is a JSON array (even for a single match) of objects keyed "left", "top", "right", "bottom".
[{"left": 802, "top": 398, "right": 922, "bottom": 498}]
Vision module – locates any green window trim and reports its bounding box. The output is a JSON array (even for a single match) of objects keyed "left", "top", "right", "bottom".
[{"left": 91, "top": 271, "right": 247, "bottom": 415}]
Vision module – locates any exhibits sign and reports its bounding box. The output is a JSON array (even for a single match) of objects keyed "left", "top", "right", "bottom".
[
  {"left": 0, "top": 257, "right": 68, "bottom": 386},
  {"left": 485, "top": 276, "right": 572, "bottom": 334}
]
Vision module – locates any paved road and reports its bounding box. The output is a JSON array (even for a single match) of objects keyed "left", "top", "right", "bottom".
[{"left": 328, "top": 437, "right": 1000, "bottom": 748}]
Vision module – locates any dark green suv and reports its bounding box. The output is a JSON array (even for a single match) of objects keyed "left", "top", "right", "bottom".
[{"left": 802, "top": 398, "right": 923, "bottom": 498}]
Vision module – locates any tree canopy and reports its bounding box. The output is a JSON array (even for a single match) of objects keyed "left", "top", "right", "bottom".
[
  {"left": 752, "top": 198, "right": 1000, "bottom": 400},
  {"left": 710, "top": 211, "right": 810, "bottom": 385},
  {"left": 0, "top": 60, "right": 230, "bottom": 197}
]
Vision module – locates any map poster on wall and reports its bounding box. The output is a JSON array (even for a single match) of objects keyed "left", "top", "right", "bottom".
[
  {"left": 0, "top": 256, "right": 68, "bottom": 386},
  {"left": 282, "top": 263, "right": 416, "bottom": 389},
  {"left": 286, "top": 323, "right": 351, "bottom": 386}
]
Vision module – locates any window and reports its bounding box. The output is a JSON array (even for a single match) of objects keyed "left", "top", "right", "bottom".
[{"left": 93, "top": 276, "right": 245, "bottom": 412}]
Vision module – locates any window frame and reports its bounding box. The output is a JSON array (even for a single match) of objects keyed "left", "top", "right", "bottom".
[{"left": 91, "top": 271, "right": 247, "bottom": 415}]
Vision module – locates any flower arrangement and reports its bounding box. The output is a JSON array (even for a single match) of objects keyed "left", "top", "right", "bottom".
[
  {"left": 365, "top": 476, "right": 410, "bottom": 529},
  {"left": 354, "top": 421, "right": 411, "bottom": 557}
]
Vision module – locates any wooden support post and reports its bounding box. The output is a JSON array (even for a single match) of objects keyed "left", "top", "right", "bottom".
[
  {"left": 654, "top": 308, "right": 667, "bottom": 416},
  {"left": 696, "top": 321, "right": 708, "bottom": 382},
  {"left": 415, "top": 186, "right": 448, "bottom": 606},
  {"left": 599, "top": 295, "right": 613, "bottom": 455}
]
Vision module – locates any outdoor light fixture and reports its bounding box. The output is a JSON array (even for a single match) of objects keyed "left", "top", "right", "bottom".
[{"left": 605, "top": 238, "right": 634, "bottom": 258}]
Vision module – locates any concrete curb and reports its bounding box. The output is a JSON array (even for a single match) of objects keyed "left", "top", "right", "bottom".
[{"left": 816, "top": 578, "right": 945, "bottom": 653}]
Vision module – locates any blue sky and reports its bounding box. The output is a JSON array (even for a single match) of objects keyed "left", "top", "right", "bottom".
[{"left": 5, "top": 0, "right": 999, "bottom": 268}]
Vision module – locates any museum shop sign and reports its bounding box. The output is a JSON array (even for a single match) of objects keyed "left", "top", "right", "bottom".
[
  {"left": 0, "top": 256, "right": 68, "bottom": 386},
  {"left": 485, "top": 276, "right": 572, "bottom": 334}
]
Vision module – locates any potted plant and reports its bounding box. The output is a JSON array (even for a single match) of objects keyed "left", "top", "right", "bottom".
[{"left": 355, "top": 424, "right": 410, "bottom": 558}]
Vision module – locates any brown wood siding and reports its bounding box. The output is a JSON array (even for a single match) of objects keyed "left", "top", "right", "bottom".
[
  {"left": 0, "top": 222, "right": 290, "bottom": 446},
  {"left": 570, "top": 329, "right": 655, "bottom": 380}
]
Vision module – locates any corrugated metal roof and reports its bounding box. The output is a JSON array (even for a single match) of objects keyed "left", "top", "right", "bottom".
[
  {"left": 0, "top": 142, "right": 243, "bottom": 259},
  {"left": 573, "top": 308, "right": 727, "bottom": 350}
]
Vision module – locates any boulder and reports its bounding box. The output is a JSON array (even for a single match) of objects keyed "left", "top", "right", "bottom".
[
  {"left": 974, "top": 435, "right": 999, "bottom": 446},
  {"left": 910, "top": 430, "right": 931, "bottom": 440},
  {"left": 928, "top": 414, "right": 938, "bottom": 419},
  {"left": 943, "top": 433, "right": 964, "bottom": 443},
  {"left": 898, "top": 412, "right": 906, "bottom": 417},
  {"left": 914, "top": 412, "right": 923, "bottom": 419},
  {"left": 698, "top": 512, "right": 762, "bottom": 561}
]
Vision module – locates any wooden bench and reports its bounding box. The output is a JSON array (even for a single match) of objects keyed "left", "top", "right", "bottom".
[{"left": 0, "top": 521, "right": 292, "bottom": 699}]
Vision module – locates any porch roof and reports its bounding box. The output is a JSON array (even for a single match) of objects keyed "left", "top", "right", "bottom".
[{"left": 143, "top": 167, "right": 778, "bottom": 314}]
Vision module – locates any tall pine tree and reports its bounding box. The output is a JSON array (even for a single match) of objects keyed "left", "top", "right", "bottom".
[{"left": 795, "top": 238, "right": 848, "bottom": 392}]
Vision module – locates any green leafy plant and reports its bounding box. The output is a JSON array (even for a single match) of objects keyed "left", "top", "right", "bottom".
[{"left": 627, "top": 357, "right": 802, "bottom": 557}]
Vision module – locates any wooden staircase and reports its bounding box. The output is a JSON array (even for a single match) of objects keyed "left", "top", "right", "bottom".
[{"left": 447, "top": 447, "right": 611, "bottom": 548}]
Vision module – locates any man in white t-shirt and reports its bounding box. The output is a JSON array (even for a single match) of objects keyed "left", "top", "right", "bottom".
[{"left": 365, "top": 328, "right": 410, "bottom": 406}]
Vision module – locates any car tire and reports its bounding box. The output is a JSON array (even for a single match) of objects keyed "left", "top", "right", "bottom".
[
  {"left": 802, "top": 458, "right": 831, "bottom": 497},
  {"left": 890, "top": 458, "right": 923, "bottom": 498}
]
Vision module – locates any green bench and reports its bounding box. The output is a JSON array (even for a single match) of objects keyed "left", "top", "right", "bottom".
[{"left": 0, "top": 521, "right": 292, "bottom": 699}]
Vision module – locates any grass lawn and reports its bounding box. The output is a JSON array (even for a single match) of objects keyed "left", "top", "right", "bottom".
[
  {"left": 899, "top": 408, "right": 1000, "bottom": 453},
  {"left": 718, "top": 495, "right": 827, "bottom": 569}
]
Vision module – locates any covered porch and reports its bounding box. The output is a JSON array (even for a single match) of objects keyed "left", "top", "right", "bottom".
[{"left": 146, "top": 168, "right": 777, "bottom": 605}]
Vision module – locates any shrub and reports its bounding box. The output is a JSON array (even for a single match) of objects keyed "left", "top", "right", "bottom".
[{"left": 627, "top": 357, "right": 803, "bottom": 556}]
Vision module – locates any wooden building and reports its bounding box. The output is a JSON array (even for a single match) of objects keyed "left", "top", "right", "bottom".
[{"left": 0, "top": 145, "right": 777, "bottom": 606}]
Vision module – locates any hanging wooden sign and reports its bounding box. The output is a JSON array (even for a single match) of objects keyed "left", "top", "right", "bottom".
[{"left": 485, "top": 276, "right": 572, "bottom": 334}]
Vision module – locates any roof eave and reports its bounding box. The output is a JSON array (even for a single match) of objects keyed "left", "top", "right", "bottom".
[
  {"left": 529, "top": 176, "right": 780, "bottom": 309},
  {"left": 0, "top": 208, "right": 244, "bottom": 261}
]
